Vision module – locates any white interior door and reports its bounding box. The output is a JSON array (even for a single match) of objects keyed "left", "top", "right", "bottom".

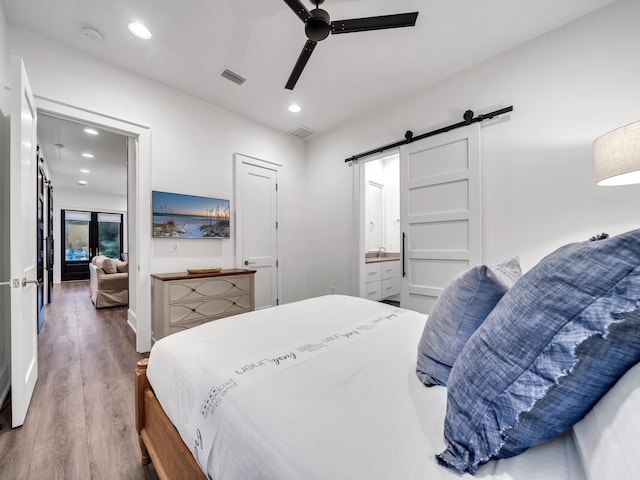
[
  {"left": 400, "top": 124, "right": 481, "bottom": 314},
  {"left": 9, "top": 57, "right": 39, "bottom": 427},
  {"left": 235, "top": 154, "right": 279, "bottom": 309}
]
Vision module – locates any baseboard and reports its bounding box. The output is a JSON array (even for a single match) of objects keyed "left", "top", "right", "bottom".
[
  {"left": 0, "top": 361, "right": 10, "bottom": 408},
  {"left": 127, "top": 308, "right": 137, "bottom": 334}
]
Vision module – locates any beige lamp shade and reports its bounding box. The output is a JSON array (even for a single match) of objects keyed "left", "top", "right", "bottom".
[{"left": 594, "top": 120, "right": 640, "bottom": 186}]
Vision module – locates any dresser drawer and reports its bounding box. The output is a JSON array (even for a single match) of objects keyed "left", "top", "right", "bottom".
[
  {"left": 152, "top": 269, "right": 256, "bottom": 342},
  {"left": 169, "top": 276, "right": 252, "bottom": 302},
  {"left": 168, "top": 317, "right": 208, "bottom": 335},
  {"left": 169, "top": 294, "right": 252, "bottom": 325}
]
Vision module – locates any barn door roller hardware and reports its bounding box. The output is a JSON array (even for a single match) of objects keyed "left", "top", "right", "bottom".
[{"left": 344, "top": 106, "right": 514, "bottom": 163}]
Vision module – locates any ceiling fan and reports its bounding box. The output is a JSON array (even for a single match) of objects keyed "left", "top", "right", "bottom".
[{"left": 282, "top": 0, "right": 419, "bottom": 90}]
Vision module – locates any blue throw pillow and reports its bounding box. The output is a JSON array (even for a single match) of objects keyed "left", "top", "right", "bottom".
[
  {"left": 416, "top": 258, "right": 521, "bottom": 387},
  {"left": 438, "top": 228, "right": 640, "bottom": 475}
]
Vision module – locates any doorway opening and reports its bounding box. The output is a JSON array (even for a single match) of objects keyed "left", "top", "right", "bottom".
[
  {"left": 38, "top": 113, "right": 128, "bottom": 286},
  {"left": 36, "top": 95, "right": 152, "bottom": 353},
  {"left": 356, "top": 152, "right": 401, "bottom": 303}
]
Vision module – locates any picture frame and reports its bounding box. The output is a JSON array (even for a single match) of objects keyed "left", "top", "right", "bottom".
[{"left": 152, "top": 190, "right": 230, "bottom": 238}]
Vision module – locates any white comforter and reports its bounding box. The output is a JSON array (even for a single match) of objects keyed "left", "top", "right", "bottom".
[{"left": 147, "top": 295, "right": 583, "bottom": 480}]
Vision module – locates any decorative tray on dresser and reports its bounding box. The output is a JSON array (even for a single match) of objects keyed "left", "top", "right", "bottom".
[{"left": 151, "top": 268, "right": 257, "bottom": 341}]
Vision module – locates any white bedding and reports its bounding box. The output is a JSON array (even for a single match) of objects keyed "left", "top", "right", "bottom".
[{"left": 147, "top": 295, "right": 585, "bottom": 480}]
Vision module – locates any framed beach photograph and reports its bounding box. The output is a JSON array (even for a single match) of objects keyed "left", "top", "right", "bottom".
[{"left": 152, "top": 190, "right": 230, "bottom": 238}]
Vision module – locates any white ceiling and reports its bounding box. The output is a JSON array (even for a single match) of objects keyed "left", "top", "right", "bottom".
[
  {"left": 3, "top": 0, "right": 616, "bottom": 137},
  {"left": 38, "top": 114, "right": 128, "bottom": 197}
]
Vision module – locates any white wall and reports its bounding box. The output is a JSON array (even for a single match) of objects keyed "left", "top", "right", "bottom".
[
  {"left": 0, "top": 0, "right": 10, "bottom": 408},
  {"left": 364, "top": 155, "right": 400, "bottom": 253},
  {"left": 305, "top": 0, "right": 640, "bottom": 297},
  {"left": 7, "top": 26, "right": 309, "bottom": 305},
  {"left": 53, "top": 187, "right": 127, "bottom": 283}
]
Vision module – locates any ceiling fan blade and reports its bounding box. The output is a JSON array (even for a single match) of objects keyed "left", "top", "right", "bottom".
[
  {"left": 331, "top": 12, "right": 418, "bottom": 34},
  {"left": 285, "top": 40, "right": 317, "bottom": 90},
  {"left": 282, "top": 0, "right": 311, "bottom": 23}
]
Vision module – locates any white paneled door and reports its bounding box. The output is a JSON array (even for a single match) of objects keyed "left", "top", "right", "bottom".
[
  {"left": 235, "top": 154, "right": 279, "bottom": 309},
  {"left": 8, "top": 57, "right": 39, "bottom": 427},
  {"left": 400, "top": 124, "right": 481, "bottom": 314}
]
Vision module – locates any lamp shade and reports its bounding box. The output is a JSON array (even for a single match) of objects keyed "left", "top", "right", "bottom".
[{"left": 594, "top": 120, "right": 640, "bottom": 186}]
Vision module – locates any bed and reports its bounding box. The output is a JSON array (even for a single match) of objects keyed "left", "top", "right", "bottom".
[{"left": 135, "top": 289, "right": 640, "bottom": 480}]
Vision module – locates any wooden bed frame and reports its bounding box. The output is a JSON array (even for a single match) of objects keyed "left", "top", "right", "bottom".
[{"left": 135, "top": 358, "right": 206, "bottom": 480}]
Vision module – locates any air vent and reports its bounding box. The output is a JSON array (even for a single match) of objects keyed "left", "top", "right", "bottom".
[
  {"left": 289, "top": 125, "right": 316, "bottom": 139},
  {"left": 221, "top": 69, "right": 246, "bottom": 85}
]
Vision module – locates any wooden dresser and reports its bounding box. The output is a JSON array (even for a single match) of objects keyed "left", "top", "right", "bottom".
[{"left": 151, "top": 269, "right": 256, "bottom": 341}]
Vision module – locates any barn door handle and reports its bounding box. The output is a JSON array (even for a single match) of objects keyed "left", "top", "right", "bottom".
[{"left": 402, "top": 232, "right": 407, "bottom": 278}]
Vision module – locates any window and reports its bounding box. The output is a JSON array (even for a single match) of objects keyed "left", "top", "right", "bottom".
[{"left": 61, "top": 210, "right": 123, "bottom": 281}]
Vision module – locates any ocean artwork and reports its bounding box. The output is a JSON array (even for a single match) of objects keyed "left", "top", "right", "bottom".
[{"left": 152, "top": 191, "right": 230, "bottom": 238}]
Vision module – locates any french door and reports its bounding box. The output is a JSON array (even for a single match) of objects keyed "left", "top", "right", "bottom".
[{"left": 61, "top": 210, "right": 123, "bottom": 281}]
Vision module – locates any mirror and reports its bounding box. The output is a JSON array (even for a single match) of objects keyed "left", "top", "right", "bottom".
[
  {"left": 364, "top": 154, "right": 400, "bottom": 253},
  {"left": 366, "top": 181, "right": 383, "bottom": 252}
]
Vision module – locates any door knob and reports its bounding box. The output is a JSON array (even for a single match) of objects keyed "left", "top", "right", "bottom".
[
  {"left": 22, "top": 278, "right": 42, "bottom": 287},
  {"left": 244, "top": 260, "right": 256, "bottom": 266}
]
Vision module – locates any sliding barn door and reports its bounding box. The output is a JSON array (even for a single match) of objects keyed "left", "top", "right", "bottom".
[{"left": 400, "top": 124, "right": 481, "bottom": 314}]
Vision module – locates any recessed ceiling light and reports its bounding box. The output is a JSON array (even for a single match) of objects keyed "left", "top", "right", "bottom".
[
  {"left": 128, "top": 22, "right": 152, "bottom": 40},
  {"left": 288, "top": 104, "right": 302, "bottom": 113},
  {"left": 80, "top": 169, "right": 90, "bottom": 174},
  {"left": 82, "top": 153, "right": 94, "bottom": 158},
  {"left": 84, "top": 128, "right": 99, "bottom": 135},
  {"left": 78, "top": 180, "right": 88, "bottom": 185}
]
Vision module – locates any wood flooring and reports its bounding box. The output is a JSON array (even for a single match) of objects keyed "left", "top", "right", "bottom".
[{"left": 0, "top": 281, "right": 158, "bottom": 479}]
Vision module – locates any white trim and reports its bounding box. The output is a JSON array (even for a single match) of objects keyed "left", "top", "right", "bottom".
[
  {"left": 35, "top": 96, "right": 153, "bottom": 353},
  {"left": 353, "top": 150, "right": 401, "bottom": 298},
  {"left": 0, "top": 363, "right": 9, "bottom": 411},
  {"left": 128, "top": 309, "right": 138, "bottom": 334}
]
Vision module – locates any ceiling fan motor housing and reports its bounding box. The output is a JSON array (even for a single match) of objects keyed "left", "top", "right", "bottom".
[{"left": 306, "top": 8, "right": 331, "bottom": 41}]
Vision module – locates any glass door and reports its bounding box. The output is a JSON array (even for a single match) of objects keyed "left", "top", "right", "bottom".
[
  {"left": 61, "top": 210, "right": 91, "bottom": 281},
  {"left": 97, "top": 213, "right": 123, "bottom": 258},
  {"left": 61, "top": 210, "right": 123, "bottom": 281}
]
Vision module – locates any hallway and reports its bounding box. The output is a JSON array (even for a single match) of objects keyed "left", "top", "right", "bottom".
[{"left": 0, "top": 281, "right": 157, "bottom": 479}]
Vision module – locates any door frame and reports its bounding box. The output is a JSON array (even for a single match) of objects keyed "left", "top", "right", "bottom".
[
  {"left": 233, "top": 153, "right": 282, "bottom": 306},
  {"left": 35, "top": 95, "right": 152, "bottom": 353},
  {"left": 353, "top": 150, "right": 401, "bottom": 298}
]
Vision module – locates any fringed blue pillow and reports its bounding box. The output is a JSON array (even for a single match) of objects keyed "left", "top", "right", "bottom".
[
  {"left": 438, "top": 228, "right": 640, "bottom": 475},
  {"left": 416, "top": 258, "right": 521, "bottom": 386}
]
